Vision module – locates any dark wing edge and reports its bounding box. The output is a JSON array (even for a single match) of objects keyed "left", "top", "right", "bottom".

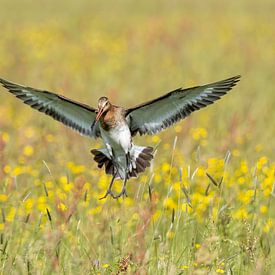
[
  {"left": 0, "top": 78, "right": 100, "bottom": 138},
  {"left": 126, "top": 75, "right": 241, "bottom": 136}
]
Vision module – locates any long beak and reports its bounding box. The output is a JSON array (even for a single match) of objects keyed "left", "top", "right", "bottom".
[{"left": 95, "top": 107, "right": 104, "bottom": 122}]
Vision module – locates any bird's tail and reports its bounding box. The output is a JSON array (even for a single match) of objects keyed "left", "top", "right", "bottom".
[{"left": 91, "top": 146, "right": 153, "bottom": 179}]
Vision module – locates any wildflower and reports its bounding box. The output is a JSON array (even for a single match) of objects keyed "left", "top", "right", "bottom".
[
  {"left": 23, "top": 145, "right": 34, "bottom": 156},
  {"left": 152, "top": 210, "right": 161, "bottom": 222},
  {"left": 216, "top": 268, "right": 225, "bottom": 274},
  {"left": 163, "top": 198, "right": 177, "bottom": 209},
  {"left": 257, "top": 156, "right": 268, "bottom": 170},
  {"left": 154, "top": 174, "right": 162, "bottom": 184},
  {"left": 11, "top": 166, "right": 24, "bottom": 177},
  {"left": 238, "top": 190, "right": 254, "bottom": 204},
  {"left": 162, "top": 162, "right": 170, "bottom": 173},
  {"left": 240, "top": 160, "right": 248, "bottom": 174},
  {"left": 88, "top": 206, "right": 102, "bottom": 215},
  {"left": 232, "top": 208, "right": 248, "bottom": 220},
  {"left": 2, "top": 132, "right": 10, "bottom": 143},
  {"left": 6, "top": 207, "right": 16, "bottom": 222},
  {"left": 3, "top": 165, "right": 11, "bottom": 174},
  {"left": 152, "top": 135, "right": 160, "bottom": 143},
  {"left": 180, "top": 265, "right": 189, "bottom": 270},
  {"left": 58, "top": 202, "right": 67, "bottom": 211},
  {"left": 0, "top": 194, "right": 8, "bottom": 202},
  {"left": 195, "top": 243, "right": 201, "bottom": 249},
  {"left": 24, "top": 198, "right": 33, "bottom": 211},
  {"left": 59, "top": 176, "right": 68, "bottom": 185},
  {"left": 191, "top": 127, "right": 207, "bottom": 140},
  {"left": 263, "top": 219, "right": 273, "bottom": 233},
  {"left": 260, "top": 205, "right": 268, "bottom": 214}
]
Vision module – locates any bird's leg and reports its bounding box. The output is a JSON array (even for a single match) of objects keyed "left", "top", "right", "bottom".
[
  {"left": 99, "top": 172, "right": 117, "bottom": 200},
  {"left": 114, "top": 153, "right": 130, "bottom": 199},
  {"left": 113, "top": 177, "right": 128, "bottom": 199}
]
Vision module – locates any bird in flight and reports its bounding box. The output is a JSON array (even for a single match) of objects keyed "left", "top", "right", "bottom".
[{"left": 0, "top": 75, "right": 240, "bottom": 199}]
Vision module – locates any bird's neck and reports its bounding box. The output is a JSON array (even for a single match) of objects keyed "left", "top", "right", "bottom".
[{"left": 99, "top": 104, "right": 119, "bottom": 130}]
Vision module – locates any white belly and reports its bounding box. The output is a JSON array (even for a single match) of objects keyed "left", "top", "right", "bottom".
[
  {"left": 100, "top": 123, "right": 132, "bottom": 157},
  {"left": 100, "top": 123, "right": 132, "bottom": 179}
]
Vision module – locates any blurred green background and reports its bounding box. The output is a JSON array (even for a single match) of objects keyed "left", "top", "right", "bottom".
[
  {"left": 0, "top": 0, "right": 275, "bottom": 159},
  {"left": 0, "top": 0, "right": 274, "bottom": 273}
]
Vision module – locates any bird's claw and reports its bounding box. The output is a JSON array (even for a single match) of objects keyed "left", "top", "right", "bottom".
[
  {"left": 113, "top": 188, "right": 128, "bottom": 199},
  {"left": 99, "top": 188, "right": 128, "bottom": 200},
  {"left": 99, "top": 189, "right": 116, "bottom": 200}
]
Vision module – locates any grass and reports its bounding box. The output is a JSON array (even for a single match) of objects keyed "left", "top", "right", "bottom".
[{"left": 0, "top": 0, "right": 274, "bottom": 273}]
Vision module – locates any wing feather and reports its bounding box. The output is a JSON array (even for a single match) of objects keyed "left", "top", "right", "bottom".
[
  {"left": 126, "top": 76, "right": 241, "bottom": 136},
  {"left": 0, "top": 78, "right": 100, "bottom": 138}
]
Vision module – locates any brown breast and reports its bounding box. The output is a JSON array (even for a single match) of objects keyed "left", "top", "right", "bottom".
[{"left": 100, "top": 106, "right": 125, "bottom": 131}]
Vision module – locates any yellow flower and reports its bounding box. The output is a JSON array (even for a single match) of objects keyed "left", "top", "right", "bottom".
[
  {"left": 232, "top": 208, "right": 248, "bottom": 220},
  {"left": 152, "top": 135, "right": 160, "bottom": 143},
  {"left": 238, "top": 190, "right": 254, "bottom": 204},
  {"left": 3, "top": 165, "right": 11, "bottom": 174},
  {"left": 163, "top": 197, "right": 177, "bottom": 209},
  {"left": 59, "top": 176, "right": 68, "bottom": 185},
  {"left": 197, "top": 167, "right": 205, "bottom": 177},
  {"left": 62, "top": 182, "right": 73, "bottom": 192},
  {"left": 180, "top": 265, "right": 189, "bottom": 270},
  {"left": 58, "top": 202, "right": 67, "bottom": 211},
  {"left": 88, "top": 206, "right": 102, "bottom": 215},
  {"left": 257, "top": 156, "right": 268, "bottom": 170},
  {"left": 6, "top": 207, "right": 16, "bottom": 222},
  {"left": 102, "top": 264, "right": 109, "bottom": 269},
  {"left": 260, "top": 205, "right": 268, "bottom": 214},
  {"left": 195, "top": 243, "right": 201, "bottom": 249},
  {"left": 216, "top": 268, "right": 225, "bottom": 274},
  {"left": 0, "top": 194, "right": 8, "bottom": 202},
  {"left": 162, "top": 162, "right": 170, "bottom": 173},
  {"left": 45, "top": 181, "right": 54, "bottom": 189},
  {"left": 152, "top": 210, "right": 161, "bottom": 222},
  {"left": 2, "top": 132, "right": 10, "bottom": 143},
  {"left": 263, "top": 219, "right": 273, "bottom": 233},
  {"left": 240, "top": 161, "right": 248, "bottom": 174},
  {"left": 191, "top": 127, "right": 207, "bottom": 140},
  {"left": 123, "top": 197, "right": 133, "bottom": 206},
  {"left": 154, "top": 174, "right": 162, "bottom": 184},
  {"left": 0, "top": 223, "right": 5, "bottom": 231},
  {"left": 23, "top": 145, "right": 34, "bottom": 156},
  {"left": 11, "top": 166, "right": 24, "bottom": 177},
  {"left": 24, "top": 198, "right": 33, "bottom": 211}
]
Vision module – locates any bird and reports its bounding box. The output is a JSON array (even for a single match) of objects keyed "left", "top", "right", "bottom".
[{"left": 0, "top": 75, "right": 241, "bottom": 199}]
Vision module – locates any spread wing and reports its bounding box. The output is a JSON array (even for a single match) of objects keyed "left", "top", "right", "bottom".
[
  {"left": 126, "top": 75, "right": 241, "bottom": 136},
  {"left": 0, "top": 78, "right": 100, "bottom": 138}
]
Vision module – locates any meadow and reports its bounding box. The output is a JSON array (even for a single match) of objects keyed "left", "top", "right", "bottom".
[{"left": 0, "top": 0, "right": 274, "bottom": 274}]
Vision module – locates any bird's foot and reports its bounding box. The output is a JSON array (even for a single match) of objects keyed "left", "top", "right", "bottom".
[
  {"left": 113, "top": 187, "right": 128, "bottom": 199},
  {"left": 99, "top": 189, "right": 116, "bottom": 200}
]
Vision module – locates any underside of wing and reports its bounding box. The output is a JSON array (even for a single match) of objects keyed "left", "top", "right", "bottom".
[
  {"left": 0, "top": 78, "right": 100, "bottom": 138},
  {"left": 126, "top": 75, "right": 241, "bottom": 136}
]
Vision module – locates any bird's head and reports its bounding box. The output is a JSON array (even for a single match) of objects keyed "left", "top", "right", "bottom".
[{"left": 95, "top": 96, "right": 111, "bottom": 121}]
